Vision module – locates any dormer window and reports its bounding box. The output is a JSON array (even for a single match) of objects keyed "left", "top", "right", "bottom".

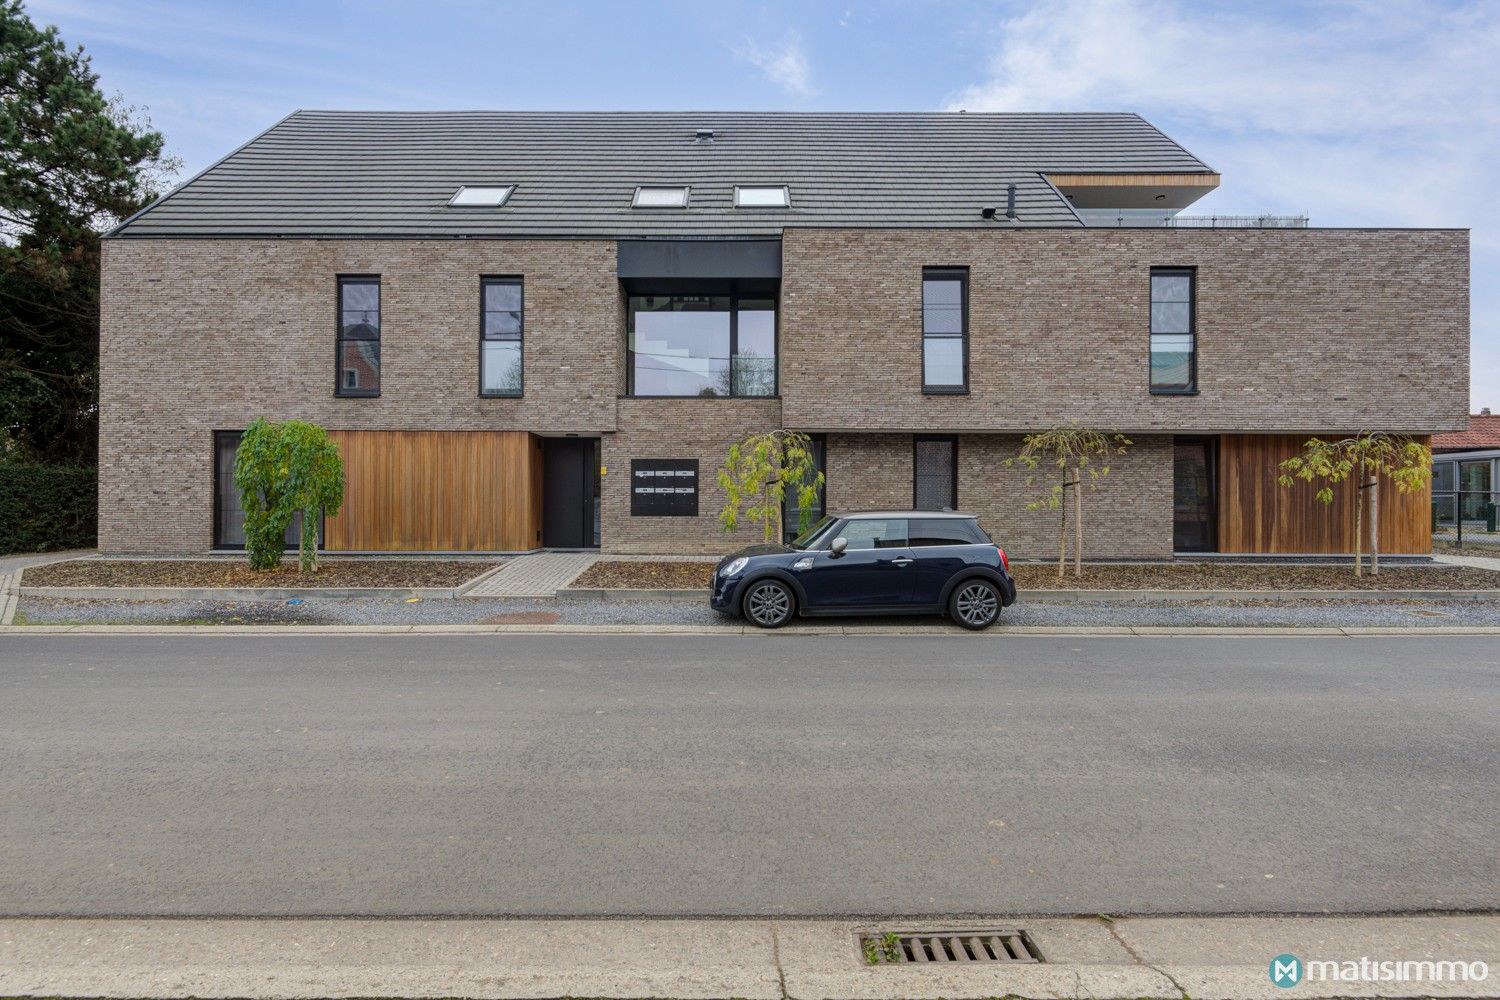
[
  {"left": 448, "top": 186, "right": 514, "bottom": 207},
  {"left": 735, "top": 185, "right": 790, "bottom": 208},
  {"left": 633, "top": 186, "right": 689, "bottom": 208}
]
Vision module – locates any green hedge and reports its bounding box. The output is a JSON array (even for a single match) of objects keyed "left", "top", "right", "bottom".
[{"left": 0, "top": 463, "right": 96, "bottom": 555}]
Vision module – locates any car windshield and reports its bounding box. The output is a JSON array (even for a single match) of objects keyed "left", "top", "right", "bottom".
[{"left": 788, "top": 515, "right": 837, "bottom": 550}]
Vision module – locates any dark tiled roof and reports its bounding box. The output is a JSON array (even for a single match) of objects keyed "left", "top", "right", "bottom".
[
  {"left": 110, "top": 110, "right": 1215, "bottom": 238},
  {"left": 1433, "top": 414, "right": 1500, "bottom": 452}
]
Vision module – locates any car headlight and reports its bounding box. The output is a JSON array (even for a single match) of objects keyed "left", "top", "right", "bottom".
[{"left": 721, "top": 557, "right": 749, "bottom": 577}]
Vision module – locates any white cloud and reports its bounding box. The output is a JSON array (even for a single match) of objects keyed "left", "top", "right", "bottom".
[
  {"left": 947, "top": 0, "right": 1500, "bottom": 409},
  {"left": 736, "top": 32, "right": 817, "bottom": 97}
]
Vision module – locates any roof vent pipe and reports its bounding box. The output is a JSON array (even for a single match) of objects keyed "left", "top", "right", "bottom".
[{"left": 1005, "top": 183, "right": 1017, "bottom": 221}]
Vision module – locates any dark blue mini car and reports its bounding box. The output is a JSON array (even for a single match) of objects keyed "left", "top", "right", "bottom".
[{"left": 710, "top": 511, "right": 1017, "bottom": 629}]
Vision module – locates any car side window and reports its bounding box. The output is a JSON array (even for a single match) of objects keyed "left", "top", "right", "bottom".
[
  {"left": 910, "top": 518, "right": 980, "bottom": 546},
  {"left": 840, "top": 518, "right": 909, "bottom": 550}
]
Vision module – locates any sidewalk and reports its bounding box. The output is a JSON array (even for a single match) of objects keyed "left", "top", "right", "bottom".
[
  {"left": 461, "top": 551, "right": 599, "bottom": 597},
  {"left": 2, "top": 915, "right": 1495, "bottom": 999}
]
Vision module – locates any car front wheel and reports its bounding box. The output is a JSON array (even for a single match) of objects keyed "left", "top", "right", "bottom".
[
  {"left": 949, "top": 579, "right": 1001, "bottom": 630},
  {"left": 743, "top": 579, "right": 795, "bottom": 629}
]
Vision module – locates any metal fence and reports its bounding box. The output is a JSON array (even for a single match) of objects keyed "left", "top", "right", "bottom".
[
  {"left": 1433, "top": 490, "right": 1500, "bottom": 549},
  {"left": 1076, "top": 209, "right": 1310, "bottom": 228}
]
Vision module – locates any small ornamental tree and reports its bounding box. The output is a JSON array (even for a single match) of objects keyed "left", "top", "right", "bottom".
[
  {"left": 1277, "top": 432, "right": 1431, "bottom": 577},
  {"left": 717, "top": 429, "right": 824, "bottom": 544},
  {"left": 233, "top": 418, "right": 345, "bottom": 572},
  {"left": 1005, "top": 427, "right": 1132, "bottom": 579}
]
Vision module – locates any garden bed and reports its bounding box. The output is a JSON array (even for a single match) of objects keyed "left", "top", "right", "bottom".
[
  {"left": 571, "top": 559, "right": 1500, "bottom": 592},
  {"left": 22, "top": 559, "right": 499, "bottom": 589}
]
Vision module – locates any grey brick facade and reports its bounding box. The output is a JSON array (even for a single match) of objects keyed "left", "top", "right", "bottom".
[{"left": 99, "top": 227, "right": 1469, "bottom": 558}]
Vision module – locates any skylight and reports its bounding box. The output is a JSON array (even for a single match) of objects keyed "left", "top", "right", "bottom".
[
  {"left": 735, "top": 185, "right": 790, "bottom": 208},
  {"left": 449, "top": 186, "right": 514, "bottom": 207},
  {"left": 633, "top": 186, "right": 690, "bottom": 208}
]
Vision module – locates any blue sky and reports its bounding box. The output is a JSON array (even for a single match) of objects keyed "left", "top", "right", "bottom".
[{"left": 27, "top": 0, "right": 1498, "bottom": 409}]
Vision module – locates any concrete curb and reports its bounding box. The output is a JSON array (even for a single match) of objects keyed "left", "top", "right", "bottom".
[
  {"left": 7, "top": 623, "right": 1500, "bottom": 637},
  {"left": 21, "top": 584, "right": 461, "bottom": 600},
  {"left": 560, "top": 585, "right": 1500, "bottom": 604},
  {"left": 2, "top": 915, "right": 1496, "bottom": 1000}
]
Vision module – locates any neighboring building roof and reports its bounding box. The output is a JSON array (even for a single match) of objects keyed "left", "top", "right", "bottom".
[
  {"left": 109, "top": 110, "right": 1216, "bottom": 239},
  {"left": 1433, "top": 412, "right": 1500, "bottom": 453}
]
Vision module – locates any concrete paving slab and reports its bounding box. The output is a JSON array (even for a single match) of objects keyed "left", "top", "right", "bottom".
[{"left": 0, "top": 918, "right": 783, "bottom": 1000}]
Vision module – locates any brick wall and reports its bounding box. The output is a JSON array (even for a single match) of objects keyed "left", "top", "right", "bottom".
[
  {"left": 603, "top": 398, "right": 783, "bottom": 554},
  {"left": 824, "top": 432, "right": 1173, "bottom": 560},
  {"left": 780, "top": 228, "right": 1469, "bottom": 435},
  {"left": 100, "top": 227, "right": 1467, "bottom": 555},
  {"left": 99, "top": 239, "right": 620, "bottom": 551}
]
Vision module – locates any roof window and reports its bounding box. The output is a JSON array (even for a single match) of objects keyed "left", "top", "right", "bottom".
[
  {"left": 449, "top": 186, "right": 514, "bottom": 207},
  {"left": 633, "top": 186, "right": 690, "bottom": 208},
  {"left": 735, "top": 185, "right": 790, "bottom": 208}
]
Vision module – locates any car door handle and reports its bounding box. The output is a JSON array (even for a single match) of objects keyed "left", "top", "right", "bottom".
[{"left": 891, "top": 557, "right": 914, "bottom": 567}]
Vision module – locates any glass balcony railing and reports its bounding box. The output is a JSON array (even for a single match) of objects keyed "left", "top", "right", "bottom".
[{"left": 1077, "top": 209, "right": 1309, "bottom": 228}]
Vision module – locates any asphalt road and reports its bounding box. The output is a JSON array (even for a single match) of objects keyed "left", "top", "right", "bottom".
[{"left": 1, "top": 633, "right": 1496, "bottom": 916}]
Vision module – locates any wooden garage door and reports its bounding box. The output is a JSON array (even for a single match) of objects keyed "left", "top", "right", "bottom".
[
  {"left": 324, "top": 431, "right": 543, "bottom": 551},
  {"left": 1218, "top": 434, "right": 1431, "bottom": 554}
]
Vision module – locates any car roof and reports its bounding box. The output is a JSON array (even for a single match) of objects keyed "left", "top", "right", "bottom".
[{"left": 831, "top": 510, "right": 976, "bottom": 519}]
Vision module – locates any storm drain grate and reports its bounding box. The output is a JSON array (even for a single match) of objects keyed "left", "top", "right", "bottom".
[{"left": 859, "top": 928, "right": 1044, "bottom": 965}]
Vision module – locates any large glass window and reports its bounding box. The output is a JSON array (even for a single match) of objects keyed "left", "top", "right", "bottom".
[
  {"left": 337, "top": 276, "right": 380, "bottom": 397},
  {"left": 1150, "top": 268, "right": 1195, "bottom": 392},
  {"left": 913, "top": 435, "right": 957, "bottom": 510},
  {"left": 627, "top": 294, "right": 776, "bottom": 397},
  {"left": 922, "top": 268, "right": 967, "bottom": 392},
  {"left": 481, "top": 277, "right": 523, "bottom": 396}
]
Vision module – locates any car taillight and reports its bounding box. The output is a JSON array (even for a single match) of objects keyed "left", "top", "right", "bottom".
[{"left": 996, "top": 546, "right": 1010, "bottom": 572}]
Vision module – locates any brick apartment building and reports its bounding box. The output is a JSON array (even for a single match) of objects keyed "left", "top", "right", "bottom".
[{"left": 98, "top": 111, "right": 1469, "bottom": 557}]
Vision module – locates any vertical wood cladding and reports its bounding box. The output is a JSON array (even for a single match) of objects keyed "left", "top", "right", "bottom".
[
  {"left": 1217, "top": 434, "right": 1433, "bottom": 554},
  {"left": 324, "top": 430, "right": 542, "bottom": 551}
]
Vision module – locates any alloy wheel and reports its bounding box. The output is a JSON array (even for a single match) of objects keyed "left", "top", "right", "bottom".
[
  {"left": 955, "top": 582, "right": 999, "bottom": 628},
  {"left": 745, "top": 581, "right": 792, "bottom": 627}
]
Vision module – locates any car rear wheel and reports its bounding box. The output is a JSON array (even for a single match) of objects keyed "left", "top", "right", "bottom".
[
  {"left": 949, "top": 579, "right": 1001, "bottom": 630},
  {"left": 743, "top": 579, "right": 795, "bottom": 629}
]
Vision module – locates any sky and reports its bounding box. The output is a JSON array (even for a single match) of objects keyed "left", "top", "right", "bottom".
[{"left": 26, "top": 0, "right": 1498, "bottom": 410}]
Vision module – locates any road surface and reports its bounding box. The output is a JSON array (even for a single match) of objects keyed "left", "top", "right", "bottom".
[{"left": 1, "top": 633, "right": 1496, "bottom": 915}]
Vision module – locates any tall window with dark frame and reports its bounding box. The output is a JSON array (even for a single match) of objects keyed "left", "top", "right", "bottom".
[
  {"left": 481, "top": 277, "right": 523, "bottom": 396},
  {"left": 336, "top": 276, "right": 380, "bottom": 396},
  {"left": 922, "top": 268, "right": 967, "bottom": 392},
  {"left": 782, "top": 433, "right": 826, "bottom": 540},
  {"left": 626, "top": 294, "right": 776, "bottom": 397},
  {"left": 913, "top": 436, "right": 957, "bottom": 511},
  {"left": 1150, "top": 268, "right": 1195, "bottom": 392}
]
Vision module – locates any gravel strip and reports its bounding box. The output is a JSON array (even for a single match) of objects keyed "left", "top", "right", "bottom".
[{"left": 14, "top": 594, "right": 1500, "bottom": 628}]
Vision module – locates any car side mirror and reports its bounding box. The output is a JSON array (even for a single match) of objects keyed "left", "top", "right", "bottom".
[{"left": 830, "top": 537, "right": 848, "bottom": 557}]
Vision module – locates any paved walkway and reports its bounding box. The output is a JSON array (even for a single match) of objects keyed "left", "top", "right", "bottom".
[
  {"left": 461, "top": 551, "right": 598, "bottom": 598},
  {"left": 2, "top": 915, "right": 1496, "bottom": 999},
  {"left": 1, "top": 550, "right": 93, "bottom": 625},
  {"left": 1435, "top": 551, "right": 1500, "bottom": 572}
]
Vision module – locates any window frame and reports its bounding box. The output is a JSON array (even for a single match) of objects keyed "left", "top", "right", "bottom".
[
  {"left": 734, "top": 185, "right": 791, "bottom": 208},
  {"left": 632, "top": 185, "right": 691, "bottom": 208},
  {"left": 921, "top": 267, "right": 969, "bottom": 394},
  {"left": 478, "top": 275, "right": 524, "bottom": 398},
  {"left": 335, "top": 274, "right": 381, "bottom": 398},
  {"left": 448, "top": 185, "right": 515, "bottom": 207},
  {"left": 1149, "top": 266, "right": 1198, "bottom": 395},
  {"left": 624, "top": 291, "right": 779, "bottom": 398},
  {"left": 781, "top": 432, "right": 826, "bottom": 540},
  {"left": 912, "top": 434, "right": 959, "bottom": 511},
  {"left": 213, "top": 430, "right": 323, "bottom": 551}
]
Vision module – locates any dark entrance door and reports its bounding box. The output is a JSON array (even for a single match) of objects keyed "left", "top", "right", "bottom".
[
  {"left": 1173, "top": 437, "right": 1218, "bottom": 552},
  {"left": 543, "top": 438, "right": 599, "bottom": 548}
]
